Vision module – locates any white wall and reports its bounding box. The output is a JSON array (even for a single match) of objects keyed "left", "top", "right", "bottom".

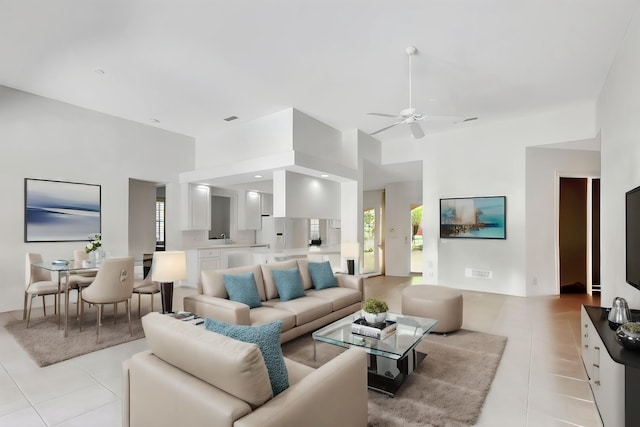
[
  {"left": 385, "top": 181, "right": 422, "bottom": 276},
  {"left": 0, "top": 86, "right": 194, "bottom": 312},
  {"left": 525, "top": 146, "right": 600, "bottom": 296},
  {"left": 380, "top": 102, "right": 597, "bottom": 296},
  {"left": 598, "top": 9, "right": 640, "bottom": 308},
  {"left": 277, "top": 170, "right": 341, "bottom": 219}
]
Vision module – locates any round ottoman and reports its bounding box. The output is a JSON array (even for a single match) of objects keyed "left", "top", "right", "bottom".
[{"left": 401, "top": 285, "right": 463, "bottom": 334}]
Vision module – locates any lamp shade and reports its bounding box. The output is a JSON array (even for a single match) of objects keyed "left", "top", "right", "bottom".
[
  {"left": 152, "top": 251, "right": 187, "bottom": 282},
  {"left": 341, "top": 242, "right": 360, "bottom": 259}
]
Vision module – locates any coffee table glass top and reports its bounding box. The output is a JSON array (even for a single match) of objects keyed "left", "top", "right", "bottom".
[{"left": 312, "top": 312, "right": 438, "bottom": 360}]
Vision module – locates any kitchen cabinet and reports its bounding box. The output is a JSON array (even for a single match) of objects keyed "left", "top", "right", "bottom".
[
  {"left": 260, "top": 193, "right": 273, "bottom": 216},
  {"left": 238, "top": 190, "right": 262, "bottom": 230},
  {"left": 181, "top": 184, "right": 211, "bottom": 230},
  {"left": 185, "top": 248, "right": 222, "bottom": 286}
]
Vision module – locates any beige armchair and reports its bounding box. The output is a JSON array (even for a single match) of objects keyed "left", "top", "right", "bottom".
[
  {"left": 123, "top": 313, "right": 368, "bottom": 427},
  {"left": 24, "top": 253, "right": 67, "bottom": 327},
  {"left": 80, "top": 257, "right": 135, "bottom": 341}
]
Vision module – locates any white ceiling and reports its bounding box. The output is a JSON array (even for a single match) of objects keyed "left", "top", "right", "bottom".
[{"left": 1, "top": 0, "right": 636, "bottom": 187}]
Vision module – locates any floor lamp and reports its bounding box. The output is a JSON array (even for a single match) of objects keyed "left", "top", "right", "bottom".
[
  {"left": 342, "top": 242, "right": 360, "bottom": 275},
  {"left": 151, "top": 251, "right": 187, "bottom": 314}
]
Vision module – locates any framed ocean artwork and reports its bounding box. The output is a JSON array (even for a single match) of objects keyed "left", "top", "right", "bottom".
[
  {"left": 24, "top": 178, "right": 101, "bottom": 242},
  {"left": 440, "top": 196, "right": 506, "bottom": 239}
]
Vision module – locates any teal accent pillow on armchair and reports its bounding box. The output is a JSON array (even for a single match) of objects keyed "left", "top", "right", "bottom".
[
  {"left": 272, "top": 268, "right": 305, "bottom": 301},
  {"left": 308, "top": 261, "right": 338, "bottom": 290},
  {"left": 222, "top": 272, "right": 262, "bottom": 308},
  {"left": 204, "top": 318, "right": 289, "bottom": 396}
]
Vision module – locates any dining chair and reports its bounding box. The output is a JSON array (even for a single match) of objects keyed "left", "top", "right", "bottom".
[
  {"left": 69, "top": 249, "right": 97, "bottom": 317},
  {"left": 132, "top": 253, "right": 160, "bottom": 318},
  {"left": 24, "top": 253, "right": 66, "bottom": 328},
  {"left": 79, "top": 257, "right": 135, "bottom": 342}
]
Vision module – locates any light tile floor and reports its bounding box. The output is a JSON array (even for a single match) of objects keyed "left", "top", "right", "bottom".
[{"left": 0, "top": 277, "right": 602, "bottom": 427}]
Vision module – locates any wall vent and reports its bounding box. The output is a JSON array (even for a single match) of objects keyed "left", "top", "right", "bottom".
[{"left": 465, "top": 268, "right": 492, "bottom": 279}]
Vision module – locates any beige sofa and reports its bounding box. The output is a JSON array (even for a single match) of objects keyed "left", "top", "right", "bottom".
[
  {"left": 122, "top": 312, "right": 368, "bottom": 427},
  {"left": 183, "top": 259, "right": 364, "bottom": 343}
]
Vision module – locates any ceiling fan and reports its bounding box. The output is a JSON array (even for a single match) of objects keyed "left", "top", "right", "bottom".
[{"left": 368, "top": 46, "right": 477, "bottom": 139}]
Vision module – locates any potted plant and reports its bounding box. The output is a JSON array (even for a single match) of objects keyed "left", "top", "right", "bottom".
[{"left": 362, "top": 298, "right": 389, "bottom": 324}]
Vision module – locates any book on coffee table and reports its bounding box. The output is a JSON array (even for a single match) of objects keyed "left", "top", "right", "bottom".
[{"left": 351, "top": 318, "right": 397, "bottom": 340}]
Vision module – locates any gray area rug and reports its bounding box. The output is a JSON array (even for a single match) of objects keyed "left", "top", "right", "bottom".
[
  {"left": 5, "top": 305, "right": 145, "bottom": 367},
  {"left": 282, "top": 329, "right": 507, "bottom": 427}
]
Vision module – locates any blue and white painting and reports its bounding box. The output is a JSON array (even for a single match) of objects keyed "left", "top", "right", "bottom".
[
  {"left": 440, "top": 196, "right": 506, "bottom": 239},
  {"left": 25, "top": 179, "right": 101, "bottom": 242}
]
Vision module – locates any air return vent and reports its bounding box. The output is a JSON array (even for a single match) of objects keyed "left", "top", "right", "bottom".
[{"left": 465, "top": 268, "right": 492, "bottom": 279}]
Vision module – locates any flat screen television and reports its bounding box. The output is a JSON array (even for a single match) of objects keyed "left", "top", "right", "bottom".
[{"left": 626, "top": 185, "right": 640, "bottom": 290}]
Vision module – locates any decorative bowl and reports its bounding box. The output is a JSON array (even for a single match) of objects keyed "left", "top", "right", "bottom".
[
  {"left": 615, "top": 323, "right": 640, "bottom": 350},
  {"left": 363, "top": 311, "right": 387, "bottom": 324}
]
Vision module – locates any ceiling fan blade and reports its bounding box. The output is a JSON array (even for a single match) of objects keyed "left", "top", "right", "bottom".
[
  {"left": 421, "top": 114, "right": 467, "bottom": 124},
  {"left": 367, "top": 112, "right": 402, "bottom": 119},
  {"left": 370, "top": 122, "right": 403, "bottom": 136},
  {"left": 462, "top": 117, "right": 478, "bottom": 122},
  {"left": 410, "top": 123, "right": 425, "bottom": 139}
]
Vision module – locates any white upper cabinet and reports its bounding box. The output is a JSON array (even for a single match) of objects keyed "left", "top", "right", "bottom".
[
  {"left": 245, "top": 191, "right": 261, "bottom": 230},
  {"left": 181, "top": 184, "right": 211, "bottom": 230},
  {"left": 260, "top": 193, "right": 273, "bottom": 216}
]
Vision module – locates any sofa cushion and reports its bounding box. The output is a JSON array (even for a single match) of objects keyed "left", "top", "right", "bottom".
[
  {"left": 295, "top": 259, "right": 314, "bottom": 290},
  {"left": 223, "top": 272, "right": 262, "bottom": 308},
  {"left": 261, "top": 260, "right": 299, "bottom": 300},
  {"left": 204, "top": 318, "right": 289, "bottom": 396},
  {"left": 202, "top": 265, "right": 266, "bottom": 301},
  {"left": 308, "top": 261, "right": 338, "bottom": 290},
  {"left": 263, "top": 296, "right": 333, "bottom": 326},
  {"left": 306, "top": 287, "right": 362, "bottom": 311},
  {"left": 142, "top": 313, "right": 272, "bottom": 407},
  {"left": 272, "top": 268, "right": 305, "bottom": 301},
  {"left": 249, "top": 306, "right": 296, "bottom": 331}
]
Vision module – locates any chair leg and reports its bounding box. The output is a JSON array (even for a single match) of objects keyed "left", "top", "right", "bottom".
[
  {"left": 151, "top": 294, "right": 154, "bottom": 312},
  {"left": 127, "top": 299, "right": 132, "bottom": 336},
  {"left": 26, "top": 296, "right": 33, "bottom": 328},
  {"left": 42, "top": 296, "right": 46, "bottom": 316},
  {"left": 137, "top": 294, "right": 141, "bottom": 319},
  {"left": 96, "top": 305, "right": 102, "bottom": 343},
  {"left": 79, "top": 297, "right": 84, "bottom": 332},
  {"left": 23, "top": 292, "right": 28, "bottom": 320}
]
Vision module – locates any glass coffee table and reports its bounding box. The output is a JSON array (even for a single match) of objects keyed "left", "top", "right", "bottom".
[{"left": 312, "top": 312, "right": 438, "bottom": 396}]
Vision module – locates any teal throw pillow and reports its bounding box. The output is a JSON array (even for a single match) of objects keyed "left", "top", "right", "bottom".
[
  {"left": 272, "top": 268, "right": 305, "bottom": 301},
  {"left": 223, "top": 272, "right": 262, "bottom": 308},
  {"left": 204, "top": 318, "right": 289, "bottom": 395},
  {"left": 308, "top": 261, "right": 338, "bottom": 290}
]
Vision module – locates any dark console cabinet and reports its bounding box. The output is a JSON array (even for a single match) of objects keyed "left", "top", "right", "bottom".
[{"left": 582, "top": 305, "right": 640, "bottom": 427}]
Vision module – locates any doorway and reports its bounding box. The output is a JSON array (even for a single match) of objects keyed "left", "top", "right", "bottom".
[
  {"left": 363, "top": 207, "right": 378, "bottom": 274},
  {"left": 558, "top": 177, "right": 600, "bottom": 294},
  {"left": 411, "top": 204, "right": 423, "bottom": 274}
]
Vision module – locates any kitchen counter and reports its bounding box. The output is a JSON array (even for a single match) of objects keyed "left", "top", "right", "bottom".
[{"left": 195, "top": 243, "right": 269, "bottom": 250}]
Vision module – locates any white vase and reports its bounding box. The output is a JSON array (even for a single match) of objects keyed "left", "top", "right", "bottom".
[{"left": 363, "top": 311, "right": 387, "bottom": 324}]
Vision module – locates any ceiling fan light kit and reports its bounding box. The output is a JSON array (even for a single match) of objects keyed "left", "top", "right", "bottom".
[{"left": 368, "top": 45, "right": 477, "bottom": 139}]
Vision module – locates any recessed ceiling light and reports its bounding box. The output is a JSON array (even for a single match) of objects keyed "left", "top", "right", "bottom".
[
  {"left": 224, "top": 115, "right": 238, "bottom": 122},
  {"left": 254, "top": 175, "right": 263, "bottom": 179},
  {"left": 321, "top": 174, "right": 329, "bottom": 178},
  {"left": 150, "top": 118, "right": 160, "bottom": 123}
]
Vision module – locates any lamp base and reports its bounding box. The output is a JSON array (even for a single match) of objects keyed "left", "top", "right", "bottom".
[
  {"left": 160, "top": 282, "right": 174, "bottom": 314},
  {"left": 347, "top": 259, "right": 355, "bottom": 275}
]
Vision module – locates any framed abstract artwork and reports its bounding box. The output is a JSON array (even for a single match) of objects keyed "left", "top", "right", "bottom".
[
  {"left": 24, "top": 178, "right": 101, "bottom": 242},
  {"left": 440, "top": 196, "right": 506, "bottom": 239}
]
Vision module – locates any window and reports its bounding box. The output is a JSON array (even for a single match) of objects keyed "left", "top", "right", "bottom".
[
  {"left": 310, "top": 218, "right": 320, "bottom": 245},
  {"left": 156, "top": 198, "right": 165, "bottom": 250}
]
